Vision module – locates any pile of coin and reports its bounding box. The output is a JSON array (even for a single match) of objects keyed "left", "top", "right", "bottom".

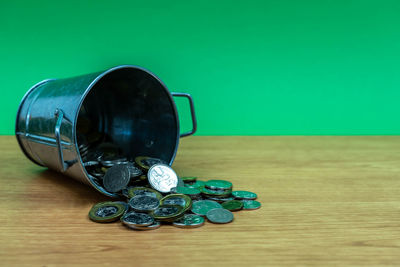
[
  {"left": 77, "top": 99, "right": 260, "bottom": 230},
  {"left": 87, "top": 155, "right": 260, "bottom": 230}
]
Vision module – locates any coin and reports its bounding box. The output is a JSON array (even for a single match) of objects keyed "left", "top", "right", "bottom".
[
  {"left": 151, "top": 204, "right": 185, "bottom": 222},
  {"left": 103, "top": 164, "right": 131, "bottom": 192},
  {"left": 135, "top": 156, "right": 166, "bottom": 170},
  {"left": 160, "top": 194, "right": 192, "bottom": 212},
  {"left": 126, "top": 187, "right": 163, "bottom": 200},
  {"left": 83, "top": 160, "right": 100, "bottom": 168},
  {"left": 177, "top": 177, "right": 185, "bottom": 187},
  {"left": 172, "top": 186, "right": 201, "bottom": 198},
  {"left": 201, "top": 187, "right": 232, "bottom": 198},
  {"left": 123, "top": 163, "right": 143, "bottom": 178},
  {"left": 129, "top": 195, "right": 160, "bottom": 212},
  {"left": 173, "top": 214, "right": 205, "bottom": 228},
  {"left": 232, "top": 190, "right": 257, "bottom": 200},
  {"left": 206, "top": 196, "right": 235, "bottom": 203},
  {"left": 100, "top": 156, "right": 128, "bottom": 167},
  {"left": 121, "top": 211, "right": 154, "bottom": 227},
  {"left": 221, "top": 200, "right": 243, "bottom": 211},
  {"left": 147, "top": 164, "right": 178, "bottom": 193},
  {"left": 89, "top": 168, "right": 105, "bottom": 178},
  {"left": 241, "top": 200, "right": 261, "bottom": 210},
  {"left": 181, "top": 176, "right": 197, "bottom": 183},
  {"left": 191, "top": 200, "right": 222, "bottom": 216},
  {"left": 138, "top": 175, "right": 147, "bottom": 181},
  {"left": 205, "top": 180, "right": 233, "bottom": 190},
  {"left": 89, "top": 201, "right": 126, "bottom": 223},
  {"left": 206, "top": 208, "right": 234, "bottom": 224},
  {"left": 185, "top": 180, "right": 206, "bottom": 190},
  {"left": 127, "top": 220, "right": 161, "bottom": 231},
  {"left": 114, "top": 201, "right": 130, "bottom": 214}
]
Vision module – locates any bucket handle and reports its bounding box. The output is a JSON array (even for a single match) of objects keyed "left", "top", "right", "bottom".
[
  {"left": 54, "top": 109, "right": 70, "bottom": 172},
  {"left": 172, "top": 92, "right": 197, "bottom": 137}
]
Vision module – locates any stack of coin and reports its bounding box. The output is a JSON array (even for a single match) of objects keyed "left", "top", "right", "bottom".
[{"left": 88, "top": 161, "right": 261, "bottom": 230}]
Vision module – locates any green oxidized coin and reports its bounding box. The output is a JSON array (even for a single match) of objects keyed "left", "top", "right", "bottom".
[
  {"left": 221, "top": 200, "right": 244, "bottom": 211},
  {"left": 206, "top": 195, "right": 235, "bottom": 203},
  {"left": 173, "top": 214, "right": 205, "bottom": 228},
  {"left": 160, "top": 194, "right": 192, "bottom": 212},
  {"left": 174, "top": 186, "right": 201, "bottom": 197},
  {"left": 89, "top": 201, "right": 126, "bottom": 223},
  {"left": 127, "top": 186, "right": 163, "bottom": 200},
  {"left": 205, "top": 179, "right": 233, "bottom": 190},
  {"left": 201, "top": 187, "right": 232, "bottom": 198},
  {"left": 181, "top": 176, "right": 197, "bottom": 183},
  {"left": 242, "top": 200, "right": 261, "bottom": 210},
  {"left": 206, "top": 208, "right": 234, "bottom": 224},
  {"left": 185, "top": 180, "right": 206, "bottom": 189},
  {"left": 232, "top": 190, "right": 257, "bottom": 200},
  {"left": 191, "top": 200, "right": 222, "bottom": 216},
  {"left": 151, "top": 204, "right": 185, "bottom": 222}
]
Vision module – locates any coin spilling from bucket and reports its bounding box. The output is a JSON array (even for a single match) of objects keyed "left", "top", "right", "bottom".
[{"left": 85, "top": 149, "right": 260, "bottom": 230}]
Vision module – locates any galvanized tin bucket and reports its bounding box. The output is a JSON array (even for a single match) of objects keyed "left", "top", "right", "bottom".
[{"left": 15, "top": 65, "right": 196, "bottom": 197}]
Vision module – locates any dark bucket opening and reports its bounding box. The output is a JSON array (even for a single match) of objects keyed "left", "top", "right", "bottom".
[{"left": 75, "top": 66, "right": 179, "bottom": 195}]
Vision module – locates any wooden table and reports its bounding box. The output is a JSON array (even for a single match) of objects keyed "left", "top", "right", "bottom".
[{"left": 1, "top": 136, "right": 399, "bottom": 266}]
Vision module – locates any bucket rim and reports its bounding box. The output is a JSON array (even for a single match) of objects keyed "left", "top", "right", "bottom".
[{"left": 74, "top": 65, "right": 181, "bottom": 197}]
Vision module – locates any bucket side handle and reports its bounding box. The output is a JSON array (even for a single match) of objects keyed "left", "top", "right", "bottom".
[
  {"left": 54, "top": 109, "right": 70, "bottom": 172},
  {"left": 171, "top": 92, "right": 197, "bottom": 137}
]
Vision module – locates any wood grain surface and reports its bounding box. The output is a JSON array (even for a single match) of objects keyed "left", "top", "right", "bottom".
[{"left": 1, "top": 136, "right": 400, "bottom": 266}]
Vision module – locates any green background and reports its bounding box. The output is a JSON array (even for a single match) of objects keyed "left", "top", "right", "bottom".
[{"left": 1, "top": 0, "right": 400, "bottom": 135}]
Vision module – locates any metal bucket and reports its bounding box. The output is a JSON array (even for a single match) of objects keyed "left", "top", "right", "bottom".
[{"left": 15, "top": 65, "right": 197, "bottom": 197}]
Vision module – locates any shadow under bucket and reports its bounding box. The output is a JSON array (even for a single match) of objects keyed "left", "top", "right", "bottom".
[{"left": 15, "top": 65, "right": 196, "bottom": 197}]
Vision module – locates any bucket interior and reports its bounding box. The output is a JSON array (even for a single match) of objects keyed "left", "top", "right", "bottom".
[{"left": 75, "top": 67, "right": 179, "bottom": 194}]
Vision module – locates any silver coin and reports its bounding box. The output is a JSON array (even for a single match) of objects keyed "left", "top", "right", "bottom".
[
  {"left": 177, "top": 177, "right": 185, "bottom": 187},
  {"left": 173, "top": 214, "right": 205, "bottom": 228},
  {"left": 95, "top": 206, "right": 118, "bottom": 217},
  {"left": 129, "top": 195, "right": 160, "bottom": 212},
  {"left": 121, "top": 211, "right": 154, "bottom": 227},
  {"left": 103, "top": 164, "right": 131, "bottom": 192},
  {"left": 89, "top": 169, "right": 105, "bottom": 178},
  {"left": 127, "top": 164, "right": 143, "bottom": 178},
  {"left": 128, "top": 220, "right": 161, "bottom": 231},
  {"left": 83, "top": 160, "right": 100, "bottom": 167},
  {"left": 127, "top": 187, "right": 163, "bottom": 200},
  {"left": 145, "top": 157, "right": 166, "bottom": 167},
  {"left": 191, "top": 200, "right": 222, "bottom": 216},
  {"left": 206, "top": 208, "right": 234, "bottom": 224},
  {"left": 162, "top": 196, "right": 186, "bottom": 207},
  {"left": 147, "top": 164, "right": 178, "bottom": 193},
  {"left": 100, "top": 156, "right": 128, "bottom": 167}
]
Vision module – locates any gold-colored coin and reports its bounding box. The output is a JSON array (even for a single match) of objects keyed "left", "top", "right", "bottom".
[{"left": 88, "top": 201, "right": 126, "bottom": 223}]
